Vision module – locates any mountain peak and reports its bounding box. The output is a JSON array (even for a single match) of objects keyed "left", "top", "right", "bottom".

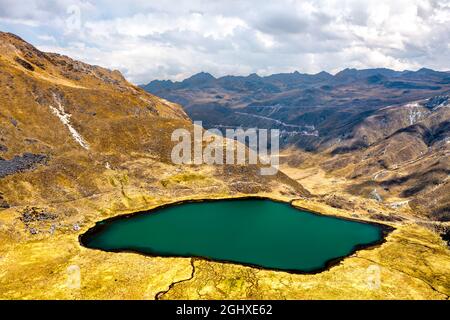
[
  {"left": 0, "top": 31, "right": 133, "bottom": 89},
  {"left": 415, "top": 67, "right": 442, "bottom": 75},
  {"left": 247, "top": 72, "right": 261, "bottom": 80},
  {"left": 314, "top": 71, "right": 333, "bottom": 79},
  {"left": 185, "top": 72, "right": 215, "bottom": 82}
]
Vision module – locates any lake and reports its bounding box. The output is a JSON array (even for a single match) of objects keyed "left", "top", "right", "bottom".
[{"left": 80, "top": 199, "right": 386, "bottom": 273}]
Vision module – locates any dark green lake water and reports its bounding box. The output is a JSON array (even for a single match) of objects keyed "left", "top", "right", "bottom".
[{"left": 81, "top": 199, "right": 384, "bottom": 272}]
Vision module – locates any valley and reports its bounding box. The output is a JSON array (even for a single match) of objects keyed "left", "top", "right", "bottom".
[
  {"left": 143, "top": 70, "right": 450, "bottom": 224},
  {"left": 0, "top": 32, "right": 449, "bottom": 300}
]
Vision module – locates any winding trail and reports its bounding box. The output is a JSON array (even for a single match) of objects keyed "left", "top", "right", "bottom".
[
  {"left": 234, "top": 111, "right": 310, "bottom": 130},
  {"left": 155, "top": 258, "right": 197, "bottom": 300}
]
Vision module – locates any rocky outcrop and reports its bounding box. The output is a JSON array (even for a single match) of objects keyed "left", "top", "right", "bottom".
[
  {"left": 0, "top": 192, "right": 9, "bottom": 209},
  {"left": 0, "top": 153, "right": 47, "bottom": 178}
]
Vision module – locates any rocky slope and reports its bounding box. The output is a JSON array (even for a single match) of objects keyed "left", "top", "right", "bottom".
[
  {"left": 324, "top": 96, "right": 449, "bottom": 221},
  {"left": 144, "top": 71, "right": 450, "bottom": 222},
  {"left": 0, "top": 32, "right": 305, "bottom": 209},
  {"left": 0, "top": 32, "right": 448, "bottom": 300},
  {"left": 0, "top": 32, "right": 310, "bottom": 299},
  {"left": 280, "top": 95, "right": 449, "bottom": 225}
]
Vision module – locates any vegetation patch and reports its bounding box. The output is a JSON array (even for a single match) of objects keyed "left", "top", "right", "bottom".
[{"left": 161, "top": 173, "right": 209, "bottom": 188}]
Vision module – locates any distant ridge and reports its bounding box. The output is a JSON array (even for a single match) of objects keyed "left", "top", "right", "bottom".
[
  {"left": 141, "top": 67, "right": 450, "bottom": 90},
  {"left": 141, "top": 65, "right": 450, "bottom": 152}
]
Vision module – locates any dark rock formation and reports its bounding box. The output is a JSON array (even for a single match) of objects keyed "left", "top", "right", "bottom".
[
  {"left": 0, "top": 153, "right": 48, "bottom": 178},
  {"left": 0, "top": 192, "right": 9, "bottom": 209},
  {"left": 14, "top": 57, "right": 35, "bottom": 71},
  {"left": 20, "top": 207, "right": 57, "bottom": 224}
]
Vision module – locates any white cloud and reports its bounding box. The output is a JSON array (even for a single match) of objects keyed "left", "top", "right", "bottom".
[{"left": 0, "top": 0, "right": 449, "bottom": 83}]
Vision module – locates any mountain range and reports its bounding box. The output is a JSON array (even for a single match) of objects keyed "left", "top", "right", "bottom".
[
  {"left": 142, "top": 68, "right": 450, "bottom": 151},
  {"left": 142, "top": 69, "right": 450, "bottom": 221},
  {"left": 0, "top": 32, "right": 449, "bottom": 300}
]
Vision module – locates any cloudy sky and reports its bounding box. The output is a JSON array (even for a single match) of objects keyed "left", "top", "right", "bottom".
[{"left": 0, "top": 0, "right": 449, "bottom": 83}]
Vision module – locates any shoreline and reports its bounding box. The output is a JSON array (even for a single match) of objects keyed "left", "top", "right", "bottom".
[{"left": 79, "top": 196, "right": 395, "bottom": 276}]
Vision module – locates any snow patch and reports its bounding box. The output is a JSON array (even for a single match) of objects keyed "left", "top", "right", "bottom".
[
  {"left": 49, "top": 94, "right": 89, "bottom": 150},
  {"left": 369, "top": 189, "right": 383, "bottom": 202},
  {"left": 406, "top": 103, "right": 423, "bottom": 125}
]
